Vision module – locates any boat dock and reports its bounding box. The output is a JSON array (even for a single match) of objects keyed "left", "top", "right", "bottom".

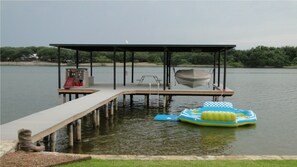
[
  {"left": 1, "top": 44, "right": 236, "bottom": 156},
  {"left": 1, "top": 83, "right": 234, "bottom": 154}
]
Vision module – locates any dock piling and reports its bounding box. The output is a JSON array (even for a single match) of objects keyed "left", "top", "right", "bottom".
[
  {"left": 50, "top": 132, "right": 57, "bottom": 151},
  {"left": 68, "top": 124, "right": 74, "bottom": 147},
  {"left": 144, "top": 95, "right": 150, "bottom": 107},
  {"left": 43, "top": 136, "right": 49, "bottom": 150},
  {"left": 123, "top": 95, "right": 126, "bottom": 107},
  {"left": 114, "top": 98, "right": 118, "bottom": 112},
  {"left": 105, "top": 103, "right": 109, "bottom": 118},
  {"left": 130, "top": 95, "right": 133, "bottom": 106},
  {"left": 111, "top": 100, "right": 114, "bottom": 115},
  {"left": 92, "top": 110, "right": 97, "bottom": 127},
  {"left": 76, "top": 119, "right": 81, "bottom": 141},
  {"left": 96, "top": 108, "right": 100, "bottom": 127},
  {"left": 163, "top": 95, "right": 167, "bottom": 108}
]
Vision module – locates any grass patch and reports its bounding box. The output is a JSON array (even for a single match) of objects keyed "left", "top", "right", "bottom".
[{"left": 59, "top": 159, "right": 297, "bottom": 167}]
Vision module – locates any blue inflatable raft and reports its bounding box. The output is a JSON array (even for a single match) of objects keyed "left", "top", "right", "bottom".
[{"left": 178, "top": 101, "right": 257, "bottom": 127}]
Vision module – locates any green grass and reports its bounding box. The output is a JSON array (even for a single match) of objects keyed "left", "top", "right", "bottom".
[{"left": 59, "top": 159, "right": 297, "bottom": 167}]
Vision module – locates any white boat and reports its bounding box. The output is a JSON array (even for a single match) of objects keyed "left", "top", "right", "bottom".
[{"left": 175, "top": 69, "right": 211, "bottom": 88}]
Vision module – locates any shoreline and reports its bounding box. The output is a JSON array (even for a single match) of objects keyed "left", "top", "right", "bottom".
[{"left": 1, "top": 61, "right": 296, "bottom": 69}]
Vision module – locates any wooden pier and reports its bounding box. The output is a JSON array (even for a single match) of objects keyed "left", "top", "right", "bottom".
[
  {"left": 1, "top": 83, "right": 233, "bottom": 152},
  {"left": 1, "top": 44, "right": 236, "bottom": 155},
  {"left": 0, "top": 89, "right": 122, "bottom": 151}
]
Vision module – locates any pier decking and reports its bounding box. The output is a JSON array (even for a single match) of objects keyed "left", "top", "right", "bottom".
[{"left": 58, "top": 83, "right": 234, "bottom": 97}]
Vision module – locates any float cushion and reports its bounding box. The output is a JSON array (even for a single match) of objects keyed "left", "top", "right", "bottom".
[
  {"left": 201, "top": 112, "right": 236, "bottom": 122},
  {"left": 203, "top": 101, "right": 233, "bottom": 108}
]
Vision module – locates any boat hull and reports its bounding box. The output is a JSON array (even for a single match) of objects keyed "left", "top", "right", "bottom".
[{"left": 175, "top": 69, "right": 211, "bottom": 88}]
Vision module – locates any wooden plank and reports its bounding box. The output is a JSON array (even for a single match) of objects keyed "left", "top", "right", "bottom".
[{"left": 58, "top": 89, "right": 97, "bottom": 94}]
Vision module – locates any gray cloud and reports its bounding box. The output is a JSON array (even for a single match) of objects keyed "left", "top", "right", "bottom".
[{"left": 1, "top": 1, "right": 297, "bottom": 49}]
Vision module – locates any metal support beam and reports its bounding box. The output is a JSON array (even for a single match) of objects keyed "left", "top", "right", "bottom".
[
  {"left": 218, "top": 51, "right": 221, "bottom": 87},
  {"left": 223, "top": 49, "right": 227, "bottom": 90},
  {"left": 123, "top": 51, "right": 126, "bottom": 86},
  {"left": 76, "top": 50, "right": 79, "bottom": 69},
  {"left": 90, "top": 51, "right": 93, "bottom": 76},
  {"left": 131, "top": 52, "right": 134, "bottom": 83},
  {"left": 166, "top": 52, "right": 169, "bottom": 88},
  {"left": 167, "top": 52, "right": 171, "bottom": 89},
  {"left": 113, "top": 49, "right": 116, "bottom": 90},
  {"left": 213, "top": 52, "right": 216, "bottom": 90},
  {"left": 163, "top": 50, "right": 167, "bottom": 90},
  {"left": 57, "top": 47, "right": 61, "bottom": 89}
]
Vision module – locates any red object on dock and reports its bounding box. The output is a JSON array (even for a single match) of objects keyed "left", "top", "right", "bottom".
[{"left": 64, "top": 77, "right": 74, "bottom": 89}]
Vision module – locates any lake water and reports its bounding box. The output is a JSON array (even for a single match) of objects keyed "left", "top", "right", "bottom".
[{"left": 1, "top": 66, "right": 297, "bottom": 155}]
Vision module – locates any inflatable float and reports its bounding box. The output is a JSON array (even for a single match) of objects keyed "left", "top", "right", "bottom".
[{"left": 178, "top": 101, "right": 257, "bottom": 127}]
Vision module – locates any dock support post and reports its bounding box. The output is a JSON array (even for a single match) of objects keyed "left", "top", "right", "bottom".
[
  {"left": 92, "top": 110, "right": 97, "bottom": 127},
  {"left": 50, "top": 132, "right": 57, "bottom": 151},
  {"left": 123, "top": 95, "right": 126, "bottom": 107},
  {"left": 114, "top": 98, "right": 118, "bottom": 112},
  {"left": 144, "top": 95, "right": 149, "bottom": 107},
  {"left": 130, "top": 95, "right": 133, "bottom": 106},
  {"left": 123, "top": 51, "right": 126, "bottom": 86},
  {"left": 113, "top": 49, "right": 116, "bottom": 90},
  {"left": 213, "top": 52, "right": 216, "bottom": 90},
  {"left": 63, "top": 94, "right": 66, "bottom": 103},
  {"left": 76, "top": 119, "right": 81, "bottom": 142},
  {"left": 163, "top": 50, "right": 167, "bottom": 90},
  {"left": 163, "top": 95, "right": 167, "bottom": 108},
  {"left": 111, "top": 100, "right": 114, "bottom": 116},
  {"left": 218, "top": 51, "right": 221, "bottom": 87},
  {"left": 213, "top": 96, "right": 219, "bottom": 102},
  {"left": 131, "top": 52, "right": 134, "bottom": 83},
  {"left": 223, "top": 49, "right": 227, "bottom": 90},
  {"left": 105, "top": 103, "right": 109, "bottom": 118},
  {"left": 43, "top": 136, "right": 49, "bottom": 150},
  {"left": 68, "top": 124, "right": 74, "bottom": 147},
  {"left": 96, "top": 109, "right": 100, "bottom": 127},
  {"left": 58, "top": 47, "right": 61, "bottom": 89}
]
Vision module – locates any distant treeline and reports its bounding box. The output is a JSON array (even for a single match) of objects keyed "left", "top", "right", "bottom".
[{"left": 1, "top": 46, "right": 297, "bottom": 67}]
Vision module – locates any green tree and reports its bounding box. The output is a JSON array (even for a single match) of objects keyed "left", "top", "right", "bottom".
[
  {"left": 37, "top": 47, "right": 57, "bottom": 62},
  {"left": 1, "top": 47, "right": 17, "bottom": 61}
]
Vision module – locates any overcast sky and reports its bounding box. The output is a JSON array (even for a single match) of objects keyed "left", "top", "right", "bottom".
[{"left": 1, "top": 1, "right": 297, "bottom": 50}]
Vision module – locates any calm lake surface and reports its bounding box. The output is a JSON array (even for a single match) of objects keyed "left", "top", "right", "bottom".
[{"left": 1, "top": 66, "right": 297, "bottom": 155}]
